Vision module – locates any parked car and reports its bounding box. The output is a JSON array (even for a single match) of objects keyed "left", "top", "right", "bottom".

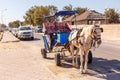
[
  {"left": 72, "top": 28, "right": 80, "bottom": 31},
  {"left": 35, "top": 26, "right": 43, "bottom": 33},
  {"left": 17, "top": 26, "right": 34, "bottom": 40},
  {"left": 11, "top": 28, "right": 18, "bottom": 37}
]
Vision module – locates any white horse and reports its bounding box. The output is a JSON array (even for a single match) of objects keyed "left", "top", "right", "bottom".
[
  {"left": 64, "top": 24, "right": 103, "bottom": 74},
  {"left": 78, "top": 24, "right": 103, "bottom": 74}
]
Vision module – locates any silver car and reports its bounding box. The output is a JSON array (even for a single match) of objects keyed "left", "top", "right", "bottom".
[
  {"left": 11, "top": 28, "right": 18, "bottom": 37},
  {"left": 35, "top": 26, "right": 43, "bottom": 33},
  {"left": 17, "top": 26, "right": 34, "bottom": 40}
]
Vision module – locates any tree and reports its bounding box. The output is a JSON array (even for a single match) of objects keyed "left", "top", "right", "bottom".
[
  {"left": 23, "top": 6, "right": 36, "bottom": 26},
  {"left": 63, "top": 4, "right": 73, "bottom": 10},
  {"left": 23, "top": 5, "right": 58, "bottom": 26},
  {"left": 75, "top": 7, "right": 88, "bottom": 15},
  {"left": 0, "top": 24, "right": 7, "bottom": 31},
  {"left": 62, "top": 5, "right": 88, "bottom": 20},
  {"left": 8, "top": 20, "right": 21, "bottom": 28},
  {"left": 104, "top": 8, "right": 119, "bottom": 23},
  {"left": 63, "top": 4, "right": 88, "bottom": 14}
]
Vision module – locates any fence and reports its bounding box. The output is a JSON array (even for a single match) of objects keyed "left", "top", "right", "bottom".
[{"left": 70, "top": 24, "right": 120, "bottom": 40}]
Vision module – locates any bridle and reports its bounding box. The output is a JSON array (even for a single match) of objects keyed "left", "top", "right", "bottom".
[
  {"left": 74, "top": 26, "right": 103, "bottom": 50},
  {"left": 91, "top": 26, "right": 103, "bottom": 49}
]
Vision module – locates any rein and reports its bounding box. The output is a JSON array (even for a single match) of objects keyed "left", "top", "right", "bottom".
[
  {"left": 91, "top": 33, "right": 102, "bottom": 50},
  {"left": 76, "top": 27, "right": 101, "bottom": 50},
  {"left": 69, "top": 26, "right": 102, "bottom": 51}
]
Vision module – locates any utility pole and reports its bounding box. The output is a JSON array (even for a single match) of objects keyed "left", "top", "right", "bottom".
[
  {"left": 1, "top": 9, "right": 7, "bottom": 24},
  {"left": 0, "top": 9, "right": 7, "bottom": 31}
]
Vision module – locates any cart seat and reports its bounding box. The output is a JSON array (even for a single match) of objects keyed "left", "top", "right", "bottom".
[
  {"left": 43, "top": 22, "right": 71, "bottom": 34},
  {"left": 55, "top": 22, "right": 71, "bottom": 32},
  {"left": 43, "top": 22, "right": 56, "bottom": 34}
]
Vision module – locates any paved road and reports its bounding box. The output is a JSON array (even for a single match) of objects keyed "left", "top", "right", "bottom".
[
  {"left": 34, "top": 33, "right": 120, "bottom": 80},
  {"left": 89, "top": 43, "right": 120, "bottom": 80},
  {"left": 0, "top": 32, "right": 120, "bottom": 80}
]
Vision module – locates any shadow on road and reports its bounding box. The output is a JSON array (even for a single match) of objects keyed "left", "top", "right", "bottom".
[
  {"left": 20, "top": 38, "right": 40, "bottom": 41},
  {"left": 56, "top": 56, "right": 120, "bottom": 79},
  {"left": 46, "top": 57, "right": 54, "bottom": 60},
  {"left": 89, "top": 57, "right": 120, "bottom": 80}
]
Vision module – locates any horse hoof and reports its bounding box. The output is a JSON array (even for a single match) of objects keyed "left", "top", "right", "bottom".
[
  {"left": 83, "top": 70, "right": 88, "bottom": 74},
  {"left": 75, "top": 65, "right": 79, "bottom": 68},
  {"left": 72, "top": 63, "right": 75, "bottom": 67},
  {"left": 80, "top": 70, "right": 83, "bottom": 74},
  {"left": 72, "top": 65, "right": 75, "bottom": 67}
]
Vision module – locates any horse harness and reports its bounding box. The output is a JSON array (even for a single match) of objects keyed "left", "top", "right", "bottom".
[{"left": 76, "top": 27, "right": 102, "bottom": 49}]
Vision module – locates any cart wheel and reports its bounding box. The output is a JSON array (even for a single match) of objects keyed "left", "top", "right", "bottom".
[
  {"left": 41, "top": 48, "right": 47, "bottom": 58},
  {"left": 88, "top": 50, "right": 92, "bottom": 64},
  {"left": 55, "top": 53, "right": 61, "bottom": 66}
]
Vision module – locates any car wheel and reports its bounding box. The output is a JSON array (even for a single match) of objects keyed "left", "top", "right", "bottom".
[
  {"left": 88, "top": 50, "right": 92, "bottom": 64},
  {"left": 31, "top": 37, "right": 34, "bottom": 40}
]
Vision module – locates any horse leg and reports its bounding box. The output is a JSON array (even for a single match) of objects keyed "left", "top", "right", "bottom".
[
  {"left": 62, "top": 49, "right": 65, "bottom": 60},
  {"left": 80, "top": 50, "right": 84, "bottom": 74},
  {"left": 75, "top": 48, "right": 79, "bottom": 68},
  {"left": 68, "top": 46, "right": 72, "bottom": 56},
  {"left": 70, "top": 45, "right": 75, "bottom": 67},
  {"left": 83, "top": 50, "right": 89, "bottom": 73}
]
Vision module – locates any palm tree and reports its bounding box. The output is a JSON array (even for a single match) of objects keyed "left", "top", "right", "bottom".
[{"left": 63, "top": 4, "right": 73, "bottom": 10}]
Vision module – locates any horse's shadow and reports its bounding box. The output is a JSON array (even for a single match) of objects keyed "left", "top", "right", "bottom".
[
  {"left": 89, "top": 57, "right": 120, "bottom": 80},
  {"left": 46, "top": 57, "right": 54, "bottom": 60},
  {"left": 20, "top": 38, "right": 40, "bottom": 41},
  {"left": 61, "top": 56, "right": 120, "bottom": 80}
]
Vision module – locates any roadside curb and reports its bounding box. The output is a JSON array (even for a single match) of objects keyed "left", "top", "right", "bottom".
[
  {"left": 1, "top": 31, "right": 20, "bottom": 43},
  {"left": 0, "top": 32, "right": 4, "bottom": 41}
]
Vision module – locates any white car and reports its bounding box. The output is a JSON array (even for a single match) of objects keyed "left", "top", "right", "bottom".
[
  {"left": 11, "top": 28, "right": 18, "bottom": 37},
  {"left": 35, "top": 26, "right": 43, "bottom": 33},
  {"left": 17, "top": 26, "right": 34, "bottom": 40}
]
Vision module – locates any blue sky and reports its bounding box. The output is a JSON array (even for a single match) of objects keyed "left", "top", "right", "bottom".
[{"left": 0, "top": 0, "right": 119, "bottom": 25}]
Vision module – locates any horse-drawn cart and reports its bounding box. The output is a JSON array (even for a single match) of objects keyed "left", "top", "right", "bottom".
[{"left": 41, "top": 10, "right": 93, "bottom": 66}]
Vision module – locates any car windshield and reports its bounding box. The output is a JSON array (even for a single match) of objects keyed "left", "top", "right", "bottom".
[
  {"left": 19, "top": 27, "right": 31, "bottom": 30},
  {"left": 12, "top": 28, "right": 18, "bottom": 30},
  {"left": 72, "top": 28, "right": 79, "bottom": 31},
  {"left": 37, "top": 26, "right": 42, "bottom": 28}
]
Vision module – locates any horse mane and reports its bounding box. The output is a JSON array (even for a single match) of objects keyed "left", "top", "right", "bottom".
[
  {"left": 76, "top": 28, "right": 83, "bottom": 38},
  {"left": 80, "top": 25, "right": 95, "bottom": 37}
]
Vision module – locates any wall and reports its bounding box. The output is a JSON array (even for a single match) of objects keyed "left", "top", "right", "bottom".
[{"left": 70, "top": 24, "right": 120, "bottom": 40}]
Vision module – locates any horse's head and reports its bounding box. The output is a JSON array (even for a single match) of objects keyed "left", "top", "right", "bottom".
[{"left": 91, "top": 24, "right": 103, "bottom": 47}]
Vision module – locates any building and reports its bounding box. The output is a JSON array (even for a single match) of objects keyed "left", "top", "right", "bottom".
[{"left": 64, "top": 10, "right": 109, "bottom": 25}]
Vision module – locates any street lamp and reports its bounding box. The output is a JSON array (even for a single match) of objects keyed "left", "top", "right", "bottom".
[
  {"left": 0, "top": 9, "right": 7, "bottom": 31},
  {"left": 1, "top": 9, "right": 7, "bottom": 24}
]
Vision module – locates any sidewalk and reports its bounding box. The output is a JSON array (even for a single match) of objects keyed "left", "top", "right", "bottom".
[{"left": 1, "top": 31, "right": 20, "bottom": 43}]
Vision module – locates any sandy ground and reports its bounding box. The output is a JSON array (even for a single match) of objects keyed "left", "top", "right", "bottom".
[
  {"left": 1, "top": 31, "right": 19, "bottom": 43},
  {"left": 0, "top": 31, "right": 120, "bottom": 80},
  {"left": 0, "top": 42, "right": 60, "bottom": 80}
]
